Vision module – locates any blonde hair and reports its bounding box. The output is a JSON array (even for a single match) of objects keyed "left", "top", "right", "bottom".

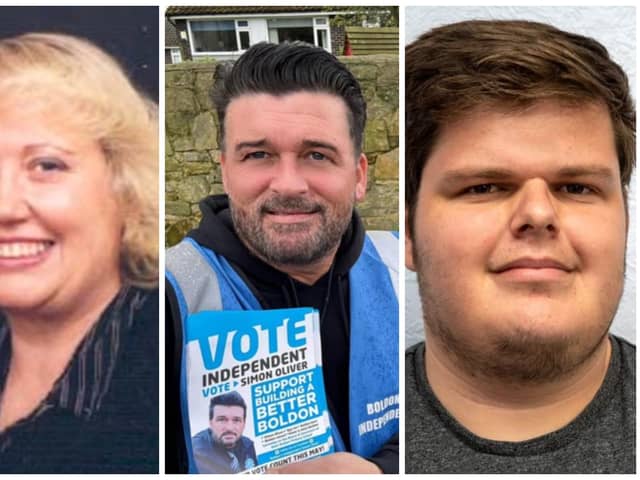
[{"left": 0, "top": 33, "right": 158, "bottom": 288}]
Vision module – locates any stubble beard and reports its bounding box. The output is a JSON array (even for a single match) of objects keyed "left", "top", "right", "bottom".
[
  {"left": 413, "top": 240, "right": 618, "bottom": 385},
  {"left": 230, "top": 195, "right": 354, "bottom": 267},
  {"left": 214, "top": 432, "right": 239, "bottom": 450}
]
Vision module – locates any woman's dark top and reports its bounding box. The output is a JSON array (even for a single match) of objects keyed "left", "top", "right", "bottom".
[{"left": 0, "top": 286, "right": 158, "bottom": 473}]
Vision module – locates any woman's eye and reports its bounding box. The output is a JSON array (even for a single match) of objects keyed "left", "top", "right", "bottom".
[
  {"left": 32, "top": 157, "right": 68, "bottom": 172},
  {"left": 562, "top": 183, "right": 592, "bottom": 195},
  {"left": 463, "top": 183, "right": 498, "bottom": 195}
]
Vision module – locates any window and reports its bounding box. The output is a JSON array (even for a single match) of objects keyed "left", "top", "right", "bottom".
[
  {"left": 313, "top": 17, "right": 330, "bottom": 52},
  {"left": 190, "top": 20, "right": 237, "bottom": 52},
  {"left": 239, "top": 31, "right": 250, "bottom": 50},
  {"left": 189, "top": 19, "right": 252, "bottom": 53},
  {"left": 236, "top": 20, "right": 250, "bottom": 51},
  {"left": 316, "top": 29, "right": 328, "bottom": 49},
  {"left": 268, "top": 18, "right": 314, "bottom": 44},
  {"left": 170, "top": 48, "right": 182, "bottom": 64},
  {"left": 188, "top": 16, "right": 331, "bottom": 54}
]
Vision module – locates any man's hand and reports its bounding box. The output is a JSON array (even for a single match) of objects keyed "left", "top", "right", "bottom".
[{"left": 267, "top": 452, "right": 382, "bottom": 474}]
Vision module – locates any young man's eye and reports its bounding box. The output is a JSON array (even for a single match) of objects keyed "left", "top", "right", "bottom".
[
  {"left": 562, "top": 183, "right": 593, "bottom": 195},
  {"left": 462, "top": 183, "right": 498, "bottom": 195}
]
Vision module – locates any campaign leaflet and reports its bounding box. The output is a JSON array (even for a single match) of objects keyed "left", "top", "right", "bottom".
[{"left": 185, "top": 307, "right": 334, "bottom": 474}]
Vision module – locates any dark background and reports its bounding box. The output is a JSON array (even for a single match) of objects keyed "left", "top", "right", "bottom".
[{"left": 0, "top": 6, "right": 158, "bottom": 101}]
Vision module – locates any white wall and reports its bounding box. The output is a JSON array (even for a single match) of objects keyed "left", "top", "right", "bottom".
[
  {"left": 248, "top": 18, "right": 268, "bottom": 44},
  {"left": 405, "top": 6, "right": 636, "bottom": 347}
]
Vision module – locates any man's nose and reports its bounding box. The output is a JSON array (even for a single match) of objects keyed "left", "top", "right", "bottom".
[
  {"left": 509, "top": 179, "right": 558, "bottom": 237},
  {"left": 0, "top": 170, "right": 30, "bottom": 224},
  {"left": 269, "top": 156, "right": 309, "bottom": 195}
]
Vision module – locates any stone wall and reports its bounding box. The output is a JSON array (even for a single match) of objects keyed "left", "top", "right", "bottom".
[{"left": 165, "top": 54, "right": 399, "bottom": 246}]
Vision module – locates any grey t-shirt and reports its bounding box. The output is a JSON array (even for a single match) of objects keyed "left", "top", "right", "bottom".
[{"left": 405, "top": 335, "right": 635, "bottom": 473}]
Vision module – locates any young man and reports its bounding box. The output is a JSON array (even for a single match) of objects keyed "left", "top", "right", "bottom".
[
  {"left": 405, "top": 20, "right": 635, "bottom": 473},
  {"left": 167, "top": 42, "right": 398, "bottom": 474},
  {"left": 191, "top": 392, "right": 257, "bottom": 474}
]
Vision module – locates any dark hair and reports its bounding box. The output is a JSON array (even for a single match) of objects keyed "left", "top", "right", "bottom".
[
  {"left": 406, "top": 19, "right": 636, "bottom": 232},
  {"left": 209, "top": 391, "right": 247, "bottom": 420},
  {"left": 213, "top": 41, "right": 366, "bottom": 155}
]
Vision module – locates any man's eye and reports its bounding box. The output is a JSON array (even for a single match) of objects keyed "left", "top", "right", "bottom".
[
  {"left": 462, "top": 184, "right": 498, "bottom": 195},
  {"left": 245, "top": 151, "right": 268, "bottom": 160},
  {"left": 309, "top": 152, "right": 327, "bottom": 161},
  {"left": 562, "top": 183, "right": 593, "bottom": 195}
]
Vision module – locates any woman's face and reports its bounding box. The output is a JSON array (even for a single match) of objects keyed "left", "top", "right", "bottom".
[{"left": 0, "top": 105, "right": 123, "bottom": 317}]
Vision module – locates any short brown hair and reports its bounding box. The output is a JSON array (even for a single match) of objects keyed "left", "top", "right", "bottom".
[{"left": 406, "top": 19, "right": 635, "bottom": 232}]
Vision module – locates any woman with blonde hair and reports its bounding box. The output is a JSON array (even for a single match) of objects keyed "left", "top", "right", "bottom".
[{"left": 0, "top": 32, "right": 158, "bottom": 472}]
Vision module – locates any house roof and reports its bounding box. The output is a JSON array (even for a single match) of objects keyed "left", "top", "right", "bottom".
[
  {"left": 165, "top": 18, "right": 180, "bottom": 47},
  {"left": 166, "top": 6, "right": 351, "bottom": 17}
]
